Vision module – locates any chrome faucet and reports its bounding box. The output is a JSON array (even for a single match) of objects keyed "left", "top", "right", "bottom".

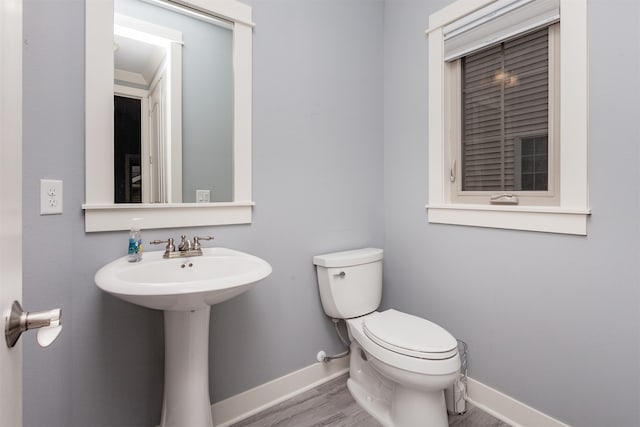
[{"left": 150, "top": 235, "right": 214, "bottom": 258}]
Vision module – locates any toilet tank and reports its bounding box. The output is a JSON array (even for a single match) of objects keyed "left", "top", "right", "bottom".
[{"left": 313, "top": 248, "right": 383, "bottom": 319}]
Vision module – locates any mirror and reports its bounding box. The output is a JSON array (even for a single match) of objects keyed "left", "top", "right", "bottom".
[
  {"left": 84, "top": 0, "right": 254, "bottom": 231},
  {"left": 113, "top": 1, "right": 233, "bottom": 204}
]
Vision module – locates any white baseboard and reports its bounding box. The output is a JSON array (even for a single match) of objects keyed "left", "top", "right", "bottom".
[
  {"left": 467, "top": 377, "right": 570, "bottom": 427},
  {"left": 211, "top": 357, "right": 349, "bottom": 427}
]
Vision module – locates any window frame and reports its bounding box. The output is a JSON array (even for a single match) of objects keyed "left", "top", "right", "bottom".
[{"left": 426, "top": 0, "right": 589, "bottom": 235}]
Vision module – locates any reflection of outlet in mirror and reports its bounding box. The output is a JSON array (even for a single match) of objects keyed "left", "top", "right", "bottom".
[
  {"left": 40, "top": 179, "right": 63, "bottom": 215},
  {"left": 196, "top": 190, "right": 211, "bottom": 203}
]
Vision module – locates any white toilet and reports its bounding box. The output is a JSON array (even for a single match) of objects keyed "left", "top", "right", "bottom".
[{"left": 313, "top": 248, "right": 460, "bottom": 427}]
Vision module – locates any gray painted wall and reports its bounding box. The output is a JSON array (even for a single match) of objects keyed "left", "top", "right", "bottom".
[
  {"left": 382, "top": 1, "right": 640, "bottom": 427},
  {"left": 21, "top": 0, "right": 640, "bottom": 426},
  {"left": 22, "top": 0, "right": 383, "bottom": 425}
]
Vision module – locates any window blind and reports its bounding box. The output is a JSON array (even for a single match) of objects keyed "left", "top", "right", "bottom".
[
  {"left": 443, "top": 0, "right": 558, "bottom": 62},
  {"left": 461, "top": 27, "right": 549, "bottom": 192}
]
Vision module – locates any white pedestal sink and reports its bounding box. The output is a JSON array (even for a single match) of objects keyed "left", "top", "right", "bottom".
[{"left": 95, "top": 248, "right": 272, "bottom": 427}]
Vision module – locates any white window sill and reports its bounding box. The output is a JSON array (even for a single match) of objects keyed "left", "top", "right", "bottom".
[{"left": 426, "top": 204, "right": 590, "bottom": 235}]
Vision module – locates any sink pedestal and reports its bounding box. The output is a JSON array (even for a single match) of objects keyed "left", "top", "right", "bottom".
[{"left": 161, "top": 307, "right": 213, "bottom": 427}]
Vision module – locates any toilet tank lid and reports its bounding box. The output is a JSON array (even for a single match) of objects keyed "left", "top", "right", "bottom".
[{"left": 313, "top": 248, "right": 383, "bottom": 268}]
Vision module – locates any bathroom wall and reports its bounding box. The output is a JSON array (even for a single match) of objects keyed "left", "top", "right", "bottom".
[
  {"left": 382, "top": 1, "right": 640, "bottom": 426},
  {"left": 22, "top": 0, "right": 383, "bottom": 425}
]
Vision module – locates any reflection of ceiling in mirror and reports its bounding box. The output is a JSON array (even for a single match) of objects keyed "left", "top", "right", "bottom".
[{"left": 114, "top": 34, "right": 165, "bottom": 86}]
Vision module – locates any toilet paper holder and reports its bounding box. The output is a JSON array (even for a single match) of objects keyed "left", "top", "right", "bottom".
[{"left": 5, "top": 300, "right": 62, "bottom": 348}]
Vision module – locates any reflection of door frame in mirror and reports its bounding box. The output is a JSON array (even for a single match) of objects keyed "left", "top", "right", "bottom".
[
  {"left": 147, "top": 79, "right": 167, "bottom": 203},
  {"left": 84, "top": 0, "right": 254, "bottom": 232}
]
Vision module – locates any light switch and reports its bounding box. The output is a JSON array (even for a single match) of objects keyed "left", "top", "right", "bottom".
[{"left": 196, "top": 189, "right": 210, "bottom": 203}]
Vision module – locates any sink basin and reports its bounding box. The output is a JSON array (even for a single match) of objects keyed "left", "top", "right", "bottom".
[
  {"left": 95, "top": 247, "right": 272, "bottom": 311},
  {"left": 95, "top": 247, "right": 272, "bottom": 427}
]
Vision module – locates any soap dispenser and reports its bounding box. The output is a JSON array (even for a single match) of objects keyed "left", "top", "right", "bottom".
[{"left": 128, "top": 218, "right": 143, "bottom": 262}]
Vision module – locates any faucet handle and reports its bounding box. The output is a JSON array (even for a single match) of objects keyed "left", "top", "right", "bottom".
[
  {"left": 193, "top": 236, "right": 214, "bottom": 250},
  {"left": 150, "top": 238, "right": 175, "bottom": 253}
]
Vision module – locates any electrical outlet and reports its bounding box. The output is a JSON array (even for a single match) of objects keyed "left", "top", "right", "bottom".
[{"left": 40, "top": 179, "right": 63, "bottom": 215}]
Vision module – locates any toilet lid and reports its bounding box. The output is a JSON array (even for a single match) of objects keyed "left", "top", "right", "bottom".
[{"left": 363, "top": 310, "right": 458, "bottom": 360}]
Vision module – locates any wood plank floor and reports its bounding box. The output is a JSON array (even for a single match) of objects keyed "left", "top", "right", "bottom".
[{"left": 231, "top": 374, "right": 511, "bottom": 427}]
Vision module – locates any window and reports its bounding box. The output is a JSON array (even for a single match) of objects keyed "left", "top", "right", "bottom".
[
  {"left": 451, "top": 24, "right": 559, "bottom": 206},
  {"left": 426, "top": 0, "right": 589, "bottom": 235}
]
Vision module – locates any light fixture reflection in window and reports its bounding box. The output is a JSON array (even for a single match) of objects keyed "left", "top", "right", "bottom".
[{"left": 494, "top": 70, "right": 519, "bottom": 87}]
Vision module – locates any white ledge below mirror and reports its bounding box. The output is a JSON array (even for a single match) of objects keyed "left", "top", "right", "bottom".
[{"left": 83, "top": 202, "right": 254, "bottom": 232}]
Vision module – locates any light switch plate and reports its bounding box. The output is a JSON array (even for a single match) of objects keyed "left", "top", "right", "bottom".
[
  {"left": 40, "top": 179, "right": 63, "bottom": 215},
  {"left": 196, "top": 189, "right": 210, "bottom": 203}
]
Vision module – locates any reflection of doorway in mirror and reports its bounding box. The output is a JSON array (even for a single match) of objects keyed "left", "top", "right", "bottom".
[
  {"left": 115, "top": 84, "right": 149, "bottom": 202},
  {"left": 114, "top": 95, "right": 144, "bottom": 203}
]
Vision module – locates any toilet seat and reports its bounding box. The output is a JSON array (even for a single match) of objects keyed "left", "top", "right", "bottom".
[
  {"left": 362, "top": 310, "right": 458, "bottom": 360},
  {"left": 347, "top": 312, "right": 460, "bottom": 376}
]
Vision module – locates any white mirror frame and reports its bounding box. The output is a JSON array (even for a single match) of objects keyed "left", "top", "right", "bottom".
[{"left": 84, "top": 0, "right": 254, "bottom": 232}]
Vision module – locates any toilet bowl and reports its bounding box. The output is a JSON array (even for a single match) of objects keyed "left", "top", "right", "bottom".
[
  {"left": 313, "top": 248, "right": 461, "bottom": 427},
  {"left": 347, "top": 311, "right": 460, "bottom": 427}
]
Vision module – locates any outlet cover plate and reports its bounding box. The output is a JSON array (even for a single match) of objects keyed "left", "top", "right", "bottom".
[{"left": 40, "top": 179, "right": 63, "bottom": 215}]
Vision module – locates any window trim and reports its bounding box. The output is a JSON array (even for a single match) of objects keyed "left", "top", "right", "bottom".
[{"left": 426, "top": 0, "right": 589, "bottom": 235}]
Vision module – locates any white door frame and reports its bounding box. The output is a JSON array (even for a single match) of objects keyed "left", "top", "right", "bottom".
[{"left": 0, "top": 0, "right": 23, "bottom": 425}]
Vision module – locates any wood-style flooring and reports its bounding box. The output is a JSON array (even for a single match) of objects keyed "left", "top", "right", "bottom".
[{"left": 231, "top": 374, "right": 511, "bottom": 427}]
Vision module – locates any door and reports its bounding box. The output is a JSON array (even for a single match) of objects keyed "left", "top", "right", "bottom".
[{"left": 0, "top": 0, "right": 23, "bottom": 425}]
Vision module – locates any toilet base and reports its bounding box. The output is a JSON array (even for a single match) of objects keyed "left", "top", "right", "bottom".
[
  {"left": 348, "top": 379, "right": 449, "bottom": 427},
  {"left": 347, "top": 342, "right": 452, "bottom": 427},
  {"left": 390, "top": 384, "right": 448, "bottom": 427},
  {"left": 348, "top": 378, "right": 392, "bottom": 427}
]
